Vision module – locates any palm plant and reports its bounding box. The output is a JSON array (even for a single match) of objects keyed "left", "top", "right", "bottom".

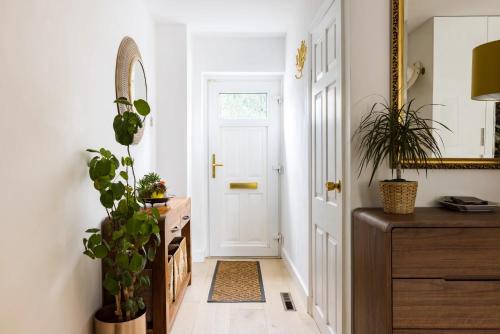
[{"left": 354, "top": 98, "right": 450, "bottom": 185}]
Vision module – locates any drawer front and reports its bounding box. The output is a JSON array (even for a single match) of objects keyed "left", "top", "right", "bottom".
[
  {"left": 165, "top": 209, "right": 181, "bottom": 231},
  {"left": 393, "top": 279, "right": 500, "bottom": 329},
  {"left": 392, "top": 228, "right": 500, "bottom": 278}
]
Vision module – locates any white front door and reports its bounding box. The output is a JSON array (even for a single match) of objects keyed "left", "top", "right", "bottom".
[
  {"left": 208, "top": 78, "right": 281, "bottom": 257},
  {"left": 311, "top": 1, "right": 343, "bottom": 333}
]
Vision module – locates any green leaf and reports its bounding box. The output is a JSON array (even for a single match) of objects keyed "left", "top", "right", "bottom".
[
  {"left": 103, "top": 277, "right": 120, "bottom": 295},
  {"left": 114, "top": 97, "right": 132, "bottom": 106},
  {"left": 147, "top": 247, "right": 156, "bottom": 262},
  {"left": 123, "top": 157, "right": 133, "bottom": 166},
  {"left": 111, "top": 182, "right": 126, "bottom": 200},
  {"left": 152, "top": 224, "right": 160, "bottom": 234},
  {"left": 112, "top": 229, "right": 125, "bottom": 241},
  {"left": 137, "top": 297, "right": 145, "bottom": 310},
  {"left": 85, "top": 228, "right": 100, "bottom": 233},
  {"left": 88, "top": 234, "right": 102, "bottom": 249},
  {"left": 116, "top": 253, "right": 129, "bottom": 269},
  {"left": 129, "top": 253, "right": 145, "bottom": 273},
  {"left": 94, "top": 160, "right": 112, "bottom": 177},
  {"left": 93, "top": 245, "right": 108, "bottom": 259},
  {"left": 120, "top": 171, "right": 129, "bottom": 180},
  {"left": 134, "top": 99, "right": 151, "bottom": 116},
  {"left": 99, "top": 148, "right": 112, "bottom": 159},
  {"left": 124, "top": 298, "right": 138, "bottom": 314},
  {"left": 100, "top": 190, "right": 114, "bottom": 209},
  {"left": 93, "top": 177, "right": 110, "bottom": 191},
  {"left": 122, "top": 270, "right": 133, "bottom": 287},
  {"left": 151, "top": 207, "right": 160, "bottom": 220},
  {"left": 86, "top": 149, "right": 99, "bottom": 153},
  {"left": 140, "top": 222, "right": 152, "bottom": 235},
  {"left": 83, "top": 250, "right": 95, "bottom": 259},
  {"left": 126, "top": 217, "right": 141, "bottom": 234}
]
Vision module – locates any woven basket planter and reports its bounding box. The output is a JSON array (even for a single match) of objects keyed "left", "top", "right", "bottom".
[{"left": 379, "top": 181, "right": 418, "bottom": 214}]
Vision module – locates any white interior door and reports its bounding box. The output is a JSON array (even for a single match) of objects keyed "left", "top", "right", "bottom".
[
  {"left": 311, "top": 1, "right": 343, "bottom": 333},
  {"left": 208, "top": 78, "right": 281, "bottom": 257}
]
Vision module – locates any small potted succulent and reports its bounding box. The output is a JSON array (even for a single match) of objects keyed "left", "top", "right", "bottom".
[
  {"left": 83, "top": 97, "right": 160, "bottom": 334},
  {"left": 138, "top": 173, "right": 167, "bottom": 199},
  {"left": 354, "top": 98, "right": 449, "bottom": 214}
]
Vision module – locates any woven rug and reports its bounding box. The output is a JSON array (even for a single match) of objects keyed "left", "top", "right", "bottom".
[{"left": 208, "top": 261, "right": 266, "bottom": 303}]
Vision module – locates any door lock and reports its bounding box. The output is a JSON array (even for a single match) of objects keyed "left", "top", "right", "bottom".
[
  {"left": 212, "top": 154, "right": 224, "bottom": 179},
  {"left": 326, "top": 181, "right": 341, "bottom": 193}
]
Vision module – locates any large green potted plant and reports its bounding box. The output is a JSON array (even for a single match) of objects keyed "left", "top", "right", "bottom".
[
  {"left": 83, "top": 97, "right": 160, "bottom": 334},
  {"left": 354, "top": 98, "right": 449, "bottom": 214}
]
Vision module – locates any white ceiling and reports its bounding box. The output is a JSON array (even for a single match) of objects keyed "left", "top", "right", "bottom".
[
  {"left": 407, "top": 0, "right": 500, "bottom": 32},
  {"left": 145, "top": 0, "right": 299, "bottom": 33}
]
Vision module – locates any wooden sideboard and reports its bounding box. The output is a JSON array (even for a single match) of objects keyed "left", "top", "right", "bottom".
[
  {"left": 150, "top": 197, "right": 191, "bottom": 334},
  {"left": 102, "top": 197, "right": 191, "bottom": 334},
  {"left": 353, "top": 208, "right": 500, "bottom": 334}
]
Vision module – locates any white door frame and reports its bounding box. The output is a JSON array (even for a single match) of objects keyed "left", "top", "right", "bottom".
[
  {"left": 307, "top": 0, "right": 351, "bottom": 333},
  {"left": 201, "top": 73, "right": 284, "bottom": 258}
]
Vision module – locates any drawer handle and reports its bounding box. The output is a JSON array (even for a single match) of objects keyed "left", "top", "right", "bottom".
[
  {"left": 182, "top": 216, "right": 190, "bottom": 220},
  {"left": 444, "top": 275, "right": 500, "bottom": 282},
  {"left": 170, "top": 226, "right": 180, "bottom": 232}
]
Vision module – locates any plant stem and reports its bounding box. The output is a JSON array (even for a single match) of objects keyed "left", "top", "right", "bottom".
[
  {"left": 127, "top": 145, "right": 137, "bottom": 194},
  {"left": 396, "top": 163, "right": 402, "bottom": 180},
  {"left": 114, "top": 294, "right": 123, "bottom": 321}
]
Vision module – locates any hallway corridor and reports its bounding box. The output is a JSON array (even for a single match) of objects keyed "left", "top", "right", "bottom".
[{"left": 171, "top": 259, "right": 320, "bottom": 334}]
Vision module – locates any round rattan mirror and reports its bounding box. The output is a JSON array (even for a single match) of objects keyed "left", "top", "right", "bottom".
[{"left": 115, "top": 37, "right": 148, "bottom": 145}]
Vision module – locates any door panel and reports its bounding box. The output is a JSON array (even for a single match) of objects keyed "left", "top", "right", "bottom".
[
  {"left": 208, "top": 79, "right": 281, "bottom": 257},
  {"left": 311, "top": 1, "right": 343, "bottom": 333},
  {"left": 315, "top": 93, "right": 324, "bottom": 198}
]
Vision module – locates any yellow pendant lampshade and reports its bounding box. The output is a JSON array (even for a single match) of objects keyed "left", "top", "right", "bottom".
[{"left": 472, "top": 40, "right": 500, "bottom": 101}]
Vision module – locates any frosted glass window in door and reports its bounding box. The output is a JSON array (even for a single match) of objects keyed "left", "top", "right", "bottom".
[{"left": 219, "top": 93, "right": 268, "bottom": 120}]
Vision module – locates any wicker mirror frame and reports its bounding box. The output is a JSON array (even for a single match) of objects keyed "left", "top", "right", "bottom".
[
  {"left": 116, "top": 36, "right": 148, "bottom": 145},
  {"left": 390, "top": 0, "right": 500, "bottom": 169}
]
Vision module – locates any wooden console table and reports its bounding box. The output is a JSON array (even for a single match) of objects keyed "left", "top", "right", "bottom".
[
  {"left": 150, "top": 197, "right": 191, "bottom": 334},
  {"left": 353, "top": 208, "right": 500, "bottom": 334}
]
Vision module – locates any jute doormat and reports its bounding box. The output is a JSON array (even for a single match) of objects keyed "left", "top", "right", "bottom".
[{"left": 207, "top": 261, "right": 266, "bottom": 303}]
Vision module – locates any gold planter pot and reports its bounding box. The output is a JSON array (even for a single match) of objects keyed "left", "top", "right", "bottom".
[
  {"left": 379, "top": 181, "right": 418, "bottom": 214},
  {"left": 94, "top": 306, "right": 146, "bottom": 334}
]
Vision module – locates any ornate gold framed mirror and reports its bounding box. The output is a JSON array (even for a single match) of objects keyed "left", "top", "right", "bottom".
[
  {"left": 116, "top": 36, "right": 148, "bottom": 145},
  {"left": 391, "top": 0, "right": 500, "bottom": 168}
]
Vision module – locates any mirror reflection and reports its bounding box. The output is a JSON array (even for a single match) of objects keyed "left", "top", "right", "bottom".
[
  {"left": 130, "top": 60, "right": 147, "bottom": 102},
  {"left": 403, "top": 0, "right": 500, "bottom": 158}
]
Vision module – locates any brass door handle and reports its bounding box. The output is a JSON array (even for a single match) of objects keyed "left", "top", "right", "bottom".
[
  {"left": 212, "top": 154, "right": 224, "bottom": 178},
  {"left": 326, "top": 181, "right": 341, "bottom": 193}
]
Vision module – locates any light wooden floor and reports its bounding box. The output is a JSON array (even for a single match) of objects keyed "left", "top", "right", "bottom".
[{"left": 171, "top": 258, "right": 321, "bottom": 334}]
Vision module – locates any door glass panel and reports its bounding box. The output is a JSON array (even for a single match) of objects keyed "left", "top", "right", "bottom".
[
  {"left": 315, "top": 93, "right": 324, "bottom": 197},
  {"left": 219, "top": 93, "right": 267, "bottom": 120}
]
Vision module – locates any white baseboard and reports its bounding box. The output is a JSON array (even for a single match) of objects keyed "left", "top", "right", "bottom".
[
  {"left": 281, "top": 247, "right": 309, "bottom": 308},
  {"left": 192, "top": 248, "right": 206, "bottom": 263}
]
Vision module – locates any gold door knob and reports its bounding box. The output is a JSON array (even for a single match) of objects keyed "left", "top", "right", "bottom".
[
  {"left": 326, "top": 181, "right": 341, "bottom": 193},
  {"left": 212, "top": 154, "right": 224, "bottom": 178}
]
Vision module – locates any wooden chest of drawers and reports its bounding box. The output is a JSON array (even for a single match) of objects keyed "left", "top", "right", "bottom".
[{"left": 353, "top": 208, "right": 500, "bottom": 334}]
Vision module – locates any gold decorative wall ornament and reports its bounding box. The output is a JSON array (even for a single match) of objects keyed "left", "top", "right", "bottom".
[{"left": 295, "top": 40, "right": 308, "bottom": 79}]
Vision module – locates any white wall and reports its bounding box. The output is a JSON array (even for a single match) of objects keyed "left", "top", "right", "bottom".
[
  {"left": 189, "top": 35, "right": 286, "bottom": 261},
  {"left": 0, "top": 1, "right": 156, "bottom": 333},
  {"left": 156, "top": 24, "right": 189, "bottom": 196},
  {"left": 280, "top": 0, "right": 323, "bottom": 298}
]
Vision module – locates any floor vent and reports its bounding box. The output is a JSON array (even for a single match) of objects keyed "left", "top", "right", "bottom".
[{"left": 280, "top": 292, "right": 296, "bottom": 311}]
